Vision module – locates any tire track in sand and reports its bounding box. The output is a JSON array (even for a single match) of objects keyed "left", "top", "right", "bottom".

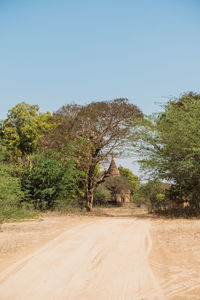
[{"left": 0, "top": 218, "right": 164, "bottom": 300}]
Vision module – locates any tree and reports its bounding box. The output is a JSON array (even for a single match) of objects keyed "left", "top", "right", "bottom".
[
  {"left": 1, "top": 102, "right": 52, "bottom": 158},
  {"left": 118, "top": 166, "right": 139, "bottom": 194},
  {"left": 137, "top": 92, "right": 200, "bottom": 209},
  {"left": 43, "top": 98, "right": 143, "bottom": 210},
  {"left": 104, "top": 175, "right": 131, "bottom": 202},
  {"left": 139, "top": 179, "right": 167, "bottom": 211}
]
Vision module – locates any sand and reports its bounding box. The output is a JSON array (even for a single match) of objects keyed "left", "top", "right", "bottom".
[{"left": 0, "top": 213, "right": 200, "bottom": 299}]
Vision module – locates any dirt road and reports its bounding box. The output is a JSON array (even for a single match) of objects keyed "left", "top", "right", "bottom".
[
  {"left": 0, "top": 218, "right": 164, "bottom": 300},
  {"left": 1, "top": 215, "right": 200, "bottom": 299}
]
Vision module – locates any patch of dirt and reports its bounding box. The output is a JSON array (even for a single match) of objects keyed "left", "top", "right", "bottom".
[
  {"left": 0, "top": 217, "right": 163, "bottom": 299},
  {"left": 92, "top": 203, "right": 148, "bottom": 217},
  {"left": 0, "top": 213, "right": 95, "bottom": 273},
  {"left": 150, "top": 218, "right": 200, "bottom": 299},
  {"left": 0, "top": 210, "right": 200, "bottom": 299}
]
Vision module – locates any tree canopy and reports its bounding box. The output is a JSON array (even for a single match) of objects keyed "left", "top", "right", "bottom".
[
  {"left": 43, "top": 98, "right": 143, "bottom": 209},
  {"left": 1, "top": 102, "right": 52, "bottom": 158},
  {"left": 118, "top": 166, "right": 139, "bottom": 194},
  {"left": 137, "top": 92, "right": 200, "bottom": 208}
]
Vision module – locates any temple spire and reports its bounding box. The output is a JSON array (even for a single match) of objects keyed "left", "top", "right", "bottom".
[{"left": 107, "top": 156, "right": 120, "bottom": 176}]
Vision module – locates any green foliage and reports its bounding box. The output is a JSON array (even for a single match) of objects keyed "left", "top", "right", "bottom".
[
  {"left": 42, "top": 98, "right": 142, "bottom": 210},
  {"left": 0, "top": 98, "right": 142, "bottom": 216},
  {"left": 137, "top": 92, "right": 200, "bottom": 209},
  {"left": 0, "top": 167, "right": 24, "bottom": 223},
  {"left": 139, "top": 179, "right": 167, "bottom": 211},
  {"left": 104, "top": 176, "right": 131, "bottom": 201},
  {"left": 94, "top": 185, "right": 111, "bottom": 205},
  {"left": 22, "top": 152, "right": 85, "bottom": 210},
  {"left": 0, "top": 144, "right": 26, "bottom": 223},
  {"left": 1, "top": 102, "right": 52, "bottom": 158},
  {"left": 118, "top": 166, "right": 139, "bottom": 193}
]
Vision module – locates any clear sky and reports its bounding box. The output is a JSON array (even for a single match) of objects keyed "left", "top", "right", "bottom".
[{"left": 0, "top": 0, "right": 200, "bottom": 174}]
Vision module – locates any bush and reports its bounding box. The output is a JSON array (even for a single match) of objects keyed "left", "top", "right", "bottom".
[
  {"left": 0, "top": 143, "right": 38, "bottom": 223},
  {"left": 94, "top": 185, "right": 111, "bottom": 205},
  {"left": 0, "top": 162, "right": 24, "bottom": 223},
  {"left": 138, "top": 179, "right": 168, "bottom": 211},
  {"left": 22, "top": 152, "right": 85, "bottom": 210},
  {"left": 104, "top": 176, "right": 131, "bottom": 201},
  {"left": 131, "top": 192, "right": 145, "bottom": 207}
]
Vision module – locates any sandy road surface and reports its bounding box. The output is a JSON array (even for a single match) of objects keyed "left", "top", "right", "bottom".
[{"left": 0, "top": 218, "right": 163, "bottom": 300}]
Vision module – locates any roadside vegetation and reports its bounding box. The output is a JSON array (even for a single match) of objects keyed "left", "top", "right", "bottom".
[
  {"left": 0, "top": 99, "right": 142, "bottom": 222},
  {"left": 135, "top": 92, "right": 200, "bottom": 216},
  {"left": 1, "top": 92, "right": 200, "bottom": 222}
]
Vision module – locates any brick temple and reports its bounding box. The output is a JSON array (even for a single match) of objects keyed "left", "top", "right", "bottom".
[{"left": 107, "top": 157, "right": 130, "bottom": 203}]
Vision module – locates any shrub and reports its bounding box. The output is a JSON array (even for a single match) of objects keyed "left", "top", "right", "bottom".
[
  {"left": 104, "top": 176, "right": 131, "bottom": 201},
  {"left": 22, "top": 152, "right": 85, "bottom": 210},
  {"left": 94, "top": 185, "right": 111, "bottom": 205},
  {"left": 0, "top": 162, "right": 24, "bottom": 223},
  {"left": 139, "top": 179, "right": 167, "bottom": 211}
]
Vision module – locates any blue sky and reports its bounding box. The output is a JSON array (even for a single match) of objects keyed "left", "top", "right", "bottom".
[{"left": 0, "top": 0, "right": 200, "bottom": 174}]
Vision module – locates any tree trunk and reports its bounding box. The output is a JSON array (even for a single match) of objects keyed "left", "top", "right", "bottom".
[
  {"left": 86, "top": 188, "right": 94, "bottom": 211},
  {"left": 85, "top": 153, "right": 108, "bottom": 211},
  {"left": 86, "top": 164, "right": 95, "bottom": 211},
  {"left": 86, "top": 168, "right": 109, "bottom": 211}
]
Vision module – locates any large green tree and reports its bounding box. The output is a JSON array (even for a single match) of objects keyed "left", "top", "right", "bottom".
[
  {"left": 42, "top": 98, "right": 143, "bottom": 210},
  {"left": 1, "top": 102, "right": 52, "bottom": 158},
  {"left": 137, "top": 92, "right": 200, "bottom": 208}
]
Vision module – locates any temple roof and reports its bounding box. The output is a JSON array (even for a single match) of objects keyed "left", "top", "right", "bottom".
[{"left": 107, "top": 157, "right": 120, "bottom": 176}]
